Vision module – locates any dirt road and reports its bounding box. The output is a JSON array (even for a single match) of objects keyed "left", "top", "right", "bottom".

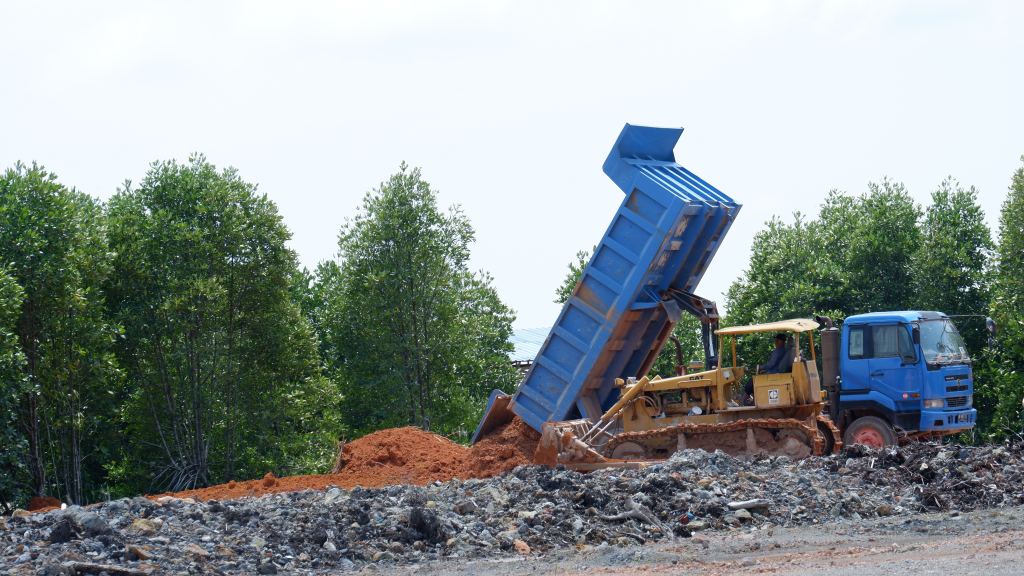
[{"left": 386, "top": 505, "right": 1024, "bottom": 576}]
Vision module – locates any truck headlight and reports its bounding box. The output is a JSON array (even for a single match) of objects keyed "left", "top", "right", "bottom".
[{"left": 924, "top": 399, "right": 944, "bottom": 409}]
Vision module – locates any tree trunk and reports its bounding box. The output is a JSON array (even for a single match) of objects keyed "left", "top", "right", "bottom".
[
  {"left": 22, "top": 391, "right": 45, "bottom": 496},
  {"left": 18, "top": 305, "right": 47, "bottom": 497}
]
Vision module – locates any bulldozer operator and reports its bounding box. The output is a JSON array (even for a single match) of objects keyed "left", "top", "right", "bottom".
[
  {"left": 742, "top": 333, "right": 791, "bottom": 402},
  {"left": 759, "top": 333, "right": 792, "bottom": 374}
]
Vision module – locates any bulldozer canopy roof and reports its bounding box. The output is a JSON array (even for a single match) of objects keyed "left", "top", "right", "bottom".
[{"left": 716, "top": 318, "right": 819, "bottom": 336}]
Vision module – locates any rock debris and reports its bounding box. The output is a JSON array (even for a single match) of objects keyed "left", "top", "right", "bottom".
[{"left": 2, "top": 441, "right": 1021, "bottom": 574}]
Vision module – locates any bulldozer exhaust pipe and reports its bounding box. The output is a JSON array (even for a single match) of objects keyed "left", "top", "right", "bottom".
[{"left": 820, "top": 327, "right": 840, "bottom": 418}]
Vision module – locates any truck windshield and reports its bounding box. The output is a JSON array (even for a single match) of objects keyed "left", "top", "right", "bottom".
[{"left": 919, "top": 319, "right": 969, "bottom": 365}]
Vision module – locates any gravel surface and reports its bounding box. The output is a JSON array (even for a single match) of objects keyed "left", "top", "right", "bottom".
[
  {"left": 390, "top": 505, "right": 1024, "bottom": 576},
  {"left": 2, "top": 441, "right": 1021, "bottom": 574}
]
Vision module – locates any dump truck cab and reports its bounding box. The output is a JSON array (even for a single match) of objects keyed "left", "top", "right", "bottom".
[{"left": 833, "top": 311, "right": 976, "bottom": 446}]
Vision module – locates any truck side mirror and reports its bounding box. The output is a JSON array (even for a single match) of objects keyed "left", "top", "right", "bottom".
[
  {"left": 912, "top": 326, "right": 921, "bottom": 345},
  {"left": 986, "top": 317, "right": 997, "bottom": 347}
]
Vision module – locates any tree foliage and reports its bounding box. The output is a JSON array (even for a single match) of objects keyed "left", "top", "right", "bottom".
[
  {"left": 726, "top": 213, "right": 844, "bottom": 326},
  {"left": 554, "top": 249, "right": 591, "bottom": 305},
  {"left": 724, "top": 212, "right": 847, "bottom": 365},
  {"left": 977, "top": 158, "right": 1024, "bottom": 440},
  {"left": 912, "top": 178, "right": 994, "bottom": 353},
  {"left": 727, "top": 180, "right": 930, "bottom": 318},
  {"left": 311, "top": 164, "right": 518, "bottom": 439},
  {"left": 0, "top": 163, "right": 120, "bottom": 505},
  {"left": 0, "top": 268, "right": 28, "bottom": 512},
  {"left": 838, "top": 180, "right": 923, "bottom": 313},
  {"left": 105, "top": 155, "right": 337, "bottom": 493}
]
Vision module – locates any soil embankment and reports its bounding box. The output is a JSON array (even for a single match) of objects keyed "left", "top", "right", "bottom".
[{"left": 160, "top": 417, "right": 539, "bottom": 501}]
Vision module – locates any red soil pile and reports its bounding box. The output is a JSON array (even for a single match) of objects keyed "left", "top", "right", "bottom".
[
  {"left": 157, "top": 418, "right": 539, "bottom": 502},
  {"left": 27, "top": 496, "right": 61, "bottom": 512},
  {"left": 467, "top": 416, "right": 540, "bottom": 477},
  {"left": 330, "top": 426, "right": 473, "bottom": 487}
]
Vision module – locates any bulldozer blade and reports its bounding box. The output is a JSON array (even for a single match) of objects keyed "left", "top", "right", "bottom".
[
  {"left": 535, "top": 421, "right": 611, "bottom": 468},
  {"left": 562, "top": 461, "right": 652, "bottom": 471}
]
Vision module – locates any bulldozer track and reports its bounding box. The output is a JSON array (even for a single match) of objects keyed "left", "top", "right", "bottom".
[
  {"left": 817, "top": 414, "right": 844, "bottom": 454},
  {"left": 602, "top": 417, "right": 826, "bottom": 458}
]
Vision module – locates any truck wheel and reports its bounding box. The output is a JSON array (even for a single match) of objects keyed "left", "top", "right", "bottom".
[{"left": 843, "top": 416, "right": 896, "bottom": 448}]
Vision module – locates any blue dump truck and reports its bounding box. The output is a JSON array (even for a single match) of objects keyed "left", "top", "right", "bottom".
[
  {"left": 474, "top": 124, "right": 980, "bottom": 462},
  {"left": 821, "top": 311, "right": 978, "bottom": 448}
]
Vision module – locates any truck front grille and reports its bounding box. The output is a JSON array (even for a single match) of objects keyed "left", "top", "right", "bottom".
[{"left": 946, "top": 396, "right": 968, "bottom": 408}]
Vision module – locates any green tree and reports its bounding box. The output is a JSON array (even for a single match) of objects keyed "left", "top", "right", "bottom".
[
  {"left": 977, "top": 158, "right": 1024, "bottom": 440},
  {"left": 726, "top": 181, "right": 924, "bottom": 366},
  {"left": 554, "top": 249, "right": 591, "bottom": 305},
  {"left": 312, "top": 163, "right": 518, "bottom": 438},
  {"left": 830, "top": 179, "right": 922, "bottom": 313},
  {"left": 0, "top": 163, "right": 120, "bottom": 505},
  {"left": 106, "top": 155, "right": 337, "bottom": 492},
  {"left": 912, "top": 178, "right": 994, "bottom": 353},
  {"left": 724, "top": 213, "right": 847, "bottom": 366},
  {"left": 726, "top": 213, "right": 846, "bottom": 325},
  {"left": 0, "top": 269, "right": 28, "bottom": 512}
]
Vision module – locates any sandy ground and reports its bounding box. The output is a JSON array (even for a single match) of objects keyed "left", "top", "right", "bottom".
[{"left": 379, "top": 505, "right": 1024, "bottom": 576}]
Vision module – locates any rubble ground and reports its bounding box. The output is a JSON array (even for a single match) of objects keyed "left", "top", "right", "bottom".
[
  {"left": 2, "top": 441, "right": 1021, "bottom": 575},
  {"left": 390, "top": 505, "right": 1024, "bottom": 576}
]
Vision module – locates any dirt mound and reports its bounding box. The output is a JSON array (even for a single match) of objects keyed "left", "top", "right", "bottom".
[
  {"left": 330, "top": 426, "right": 473, "bottom": 487},
  {"left": 467, "top": 416, "right": 539, "bottom": 477},
  {"left": 27, "top": 496, "right": 61, "bottom": 512},
  {"left": 158, "top": 418, "right": 539, "bottom": 502}
]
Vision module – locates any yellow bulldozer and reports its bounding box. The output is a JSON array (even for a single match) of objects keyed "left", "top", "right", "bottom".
[{"left": 534, "top": 318, "right": 843, "bottom": 470}]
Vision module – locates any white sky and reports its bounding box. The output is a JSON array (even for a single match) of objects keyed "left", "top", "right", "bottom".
[{"left": 2, "top": 1, "right": 1021, "bottom": 328}]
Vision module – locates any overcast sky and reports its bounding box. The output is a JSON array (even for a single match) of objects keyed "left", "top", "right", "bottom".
[{"left": 2, "top": 1, "right": 1021, "bottom": 328}]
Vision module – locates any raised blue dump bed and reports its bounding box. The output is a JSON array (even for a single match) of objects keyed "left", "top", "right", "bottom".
[{"left": 508, "top": 124, "right": 741, "bottom": 434}]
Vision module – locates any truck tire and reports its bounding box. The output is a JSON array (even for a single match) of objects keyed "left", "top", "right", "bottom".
[{"left": 843, "top": 416, "right": 897, "bottom": 448}]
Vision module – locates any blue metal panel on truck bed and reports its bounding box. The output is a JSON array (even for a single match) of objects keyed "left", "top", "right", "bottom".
[{"left": 509, "top": 124, "right": 741, "bottom": 433}]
